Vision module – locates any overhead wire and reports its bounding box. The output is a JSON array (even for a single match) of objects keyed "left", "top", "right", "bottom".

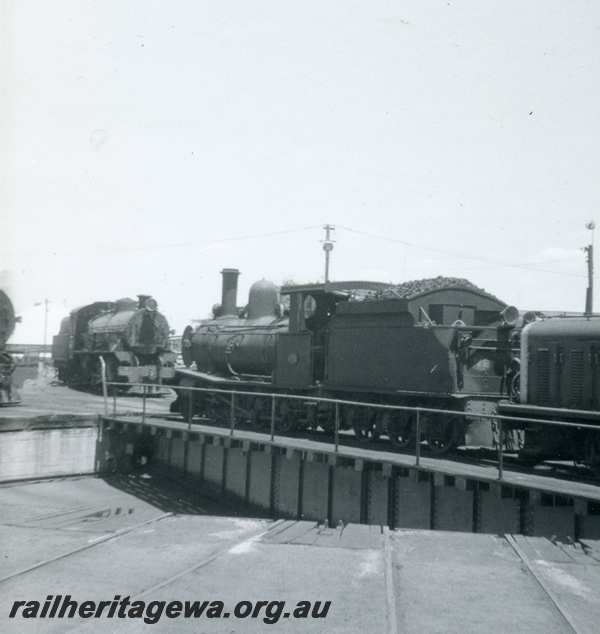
[
  {"left": 338, "top": 225, "right": 585, "bottom": 278},
  {"left": 2, "top": 225, "right": 322, "bottom": 258},
  {"left": 104, "top": 225, "right": 323, "bottom": 255},
  {"left": 3, "top": 221, "right": 585, "bottom": 279}
]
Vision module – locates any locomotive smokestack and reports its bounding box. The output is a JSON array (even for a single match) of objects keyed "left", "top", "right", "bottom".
[{"left": 221, "top": 268, "right": 240, "bottom": 316}]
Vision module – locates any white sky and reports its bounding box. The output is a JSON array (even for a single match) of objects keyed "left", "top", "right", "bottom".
[{"left": 1, "top": 0, "right": 599, "bottom": 343}]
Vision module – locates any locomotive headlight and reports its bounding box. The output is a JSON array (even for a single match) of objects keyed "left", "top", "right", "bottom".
[
  {"left": 144, "top": 298, "right": 158, "bottom": 311},
  {"left": 500, "top": 305, "right": 519, "bottom": 326}
]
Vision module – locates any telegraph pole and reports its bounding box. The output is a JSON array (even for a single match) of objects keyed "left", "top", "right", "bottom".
[
  {"left": 585, "top": 221, "right": 595, "bottom": 315},
  {"left": 34, "top": 298, "right": 50, "bottom": 349},
  {"left": 43, "top": 298, "right": 49, "bottom": 348},
  {"left": 322, "top": 224, "right": 335, "bottom": 283}
]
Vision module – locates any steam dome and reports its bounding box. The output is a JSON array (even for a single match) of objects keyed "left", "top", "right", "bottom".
[{"left": 247, "top": 279, "right": 279, "bottom": 319}]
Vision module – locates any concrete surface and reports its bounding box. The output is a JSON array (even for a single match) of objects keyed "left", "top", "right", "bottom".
[
  {"left": 0, "top": 381, "right": 172, "bottom": 481},
  {"left": 1, "top": 476, "right": 599, "bottom": 633},
  {"left": 0, "top": 380, "right": 173, "bottom": 419},
  {"left": 0, "top": 426, "right": 97, "bottom": 481}
]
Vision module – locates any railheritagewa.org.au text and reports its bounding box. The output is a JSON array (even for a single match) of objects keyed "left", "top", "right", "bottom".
[{"left": 9, "top": 595, "right": 332, "bottom": 625}]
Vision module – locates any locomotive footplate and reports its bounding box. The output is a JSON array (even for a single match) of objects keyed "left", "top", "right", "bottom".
[{"left": 174, "top": 367, "right": 274, "bottom": 387}]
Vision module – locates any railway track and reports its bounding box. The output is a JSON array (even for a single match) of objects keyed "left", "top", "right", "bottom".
[{"left": 505, "top": 535, "right": 581, "bottom": 634}]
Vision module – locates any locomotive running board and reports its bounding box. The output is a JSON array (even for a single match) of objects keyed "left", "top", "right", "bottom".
[{"left": 174, "top": 367, "right": 272, "bottom": 387}]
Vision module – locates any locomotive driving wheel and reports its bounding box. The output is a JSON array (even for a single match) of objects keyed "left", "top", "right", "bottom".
[
  {"left": 351, "top": 412, "right": 369, "bottom": 442},
  {"left": 349, "top": 408, "right": 376, "bottom": 442},
  {"left": 275, "top": 399, "right": 296, "bottom": 433},
  {"left": 316, "top": 403, "right": 335, "bottom": 435},
  {"left": 249, "top": 398, "right": 297, "bottom": 433},
  {"left": 246, "top": 397, "right": 263, "bottom": 429},
  {"left": 385, "top": 411, "right": 415, "bottom": 450},
  {"left": 422, "top": 414, "right": 461, "bottom": 455}
]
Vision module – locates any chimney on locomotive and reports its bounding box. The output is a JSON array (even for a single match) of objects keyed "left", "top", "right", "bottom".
[
  {"left": 137, "top": 294, "right": 157, "bottom": 310},
  {"left": 220, "top": 268, "right": 240, "bottom": 316}
]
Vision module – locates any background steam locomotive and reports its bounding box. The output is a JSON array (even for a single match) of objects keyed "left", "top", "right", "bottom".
[
  {"left": 172, "top": 268, "right": 520, "bottom": 455},
  {"left": 52, "top": 294, "right": 176, "bottom": 389},
  {"left": 0, "top": 289, "right": 20, "bottom": 406}
]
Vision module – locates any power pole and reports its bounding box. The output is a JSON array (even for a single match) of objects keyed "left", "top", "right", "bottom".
[
  {"left": 585, "top": 221, "right": 595, "bottom": 315},
  {"left": 322, "top": 224, "right": 335, "bottom": 283},
  {"left": 43, "top": 298, "right": 49, "bottom": 348},
  {"left": 585, "top": 245, "right": 594, "bottom": 315},
  {"left": 34, "top": 298, "right": 51, "bottom": 349}
]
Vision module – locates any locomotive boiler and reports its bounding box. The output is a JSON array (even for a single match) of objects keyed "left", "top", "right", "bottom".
[
  {"left": 0, "top": 289, "right": 20, "bottom": 406},
  {"left": 173, "top": 268, "right": 518, "bottom": 453},
  {"left": 52, "top": 294, "right": 176, "bottom": 389},
  {"left": 181, "top": 269, "right": 288, "bottom": 379}
]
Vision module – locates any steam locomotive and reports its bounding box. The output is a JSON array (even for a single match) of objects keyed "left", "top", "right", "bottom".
[
  {"left": 0, "top": 289, "right": 20, "bottom": 406},
  {"left": 52, "top": 295, "right": 176, "bottom": 389},
  {"left": 171, "top": 269, "right": 520, "bottom": 454}
]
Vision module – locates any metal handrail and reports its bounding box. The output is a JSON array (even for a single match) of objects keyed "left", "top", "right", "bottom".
[
  {"left": 102, "top": 378, "right": 600, "bottom": 482},
  {"left": 103, "top": 379, "right": 600, "bottom": 431}
]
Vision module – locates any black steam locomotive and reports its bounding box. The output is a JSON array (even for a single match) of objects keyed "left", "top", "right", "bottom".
[
  {"left": 0, "top": 289, "right": 20, "bottom": 406},
  {"left": 172, "top": 269, "right": 520, "bottom": 454},
  {"left": 52, "top": 295, "right": 176, "bottom": 389}
]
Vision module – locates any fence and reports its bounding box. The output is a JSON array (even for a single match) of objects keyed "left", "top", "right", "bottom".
[{"left": 98, "top": 361, "right": 600, "bottom": 483}]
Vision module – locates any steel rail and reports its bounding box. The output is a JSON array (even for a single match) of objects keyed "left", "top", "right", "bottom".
[
  {"left": 34, "top": 522, "right": 288, "bottom": 633},
  {"left": 505, "top": 535, "right": 580, "bottom": 634},
  {"left": 383, "top": 527, "right": 399, "bottom": 634},
  {"left": 133, "top": 519, "right": 285, "bottom": 599},
  {"left": 0, "top": 512, "right": 173, "bottom": 585}
]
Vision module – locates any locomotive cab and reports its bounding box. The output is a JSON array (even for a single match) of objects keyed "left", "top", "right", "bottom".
[{"left": 276, "top": 281, "right": 390, "bottom": 387}]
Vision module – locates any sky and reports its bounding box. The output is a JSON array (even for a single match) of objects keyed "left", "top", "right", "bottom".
[{"left": 1, "top": 0, "right": 599, "bottom": 343}]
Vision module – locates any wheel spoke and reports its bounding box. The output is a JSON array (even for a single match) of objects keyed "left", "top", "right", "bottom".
[
  {"left": 352, "top": 424, "right": 369, "bottom": 442},
  {"left": 351, "top": 409, "right": 374, "bottom": 442},
  {"left": 388, "top": 412, "right": 415, "bottom": 450}
]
